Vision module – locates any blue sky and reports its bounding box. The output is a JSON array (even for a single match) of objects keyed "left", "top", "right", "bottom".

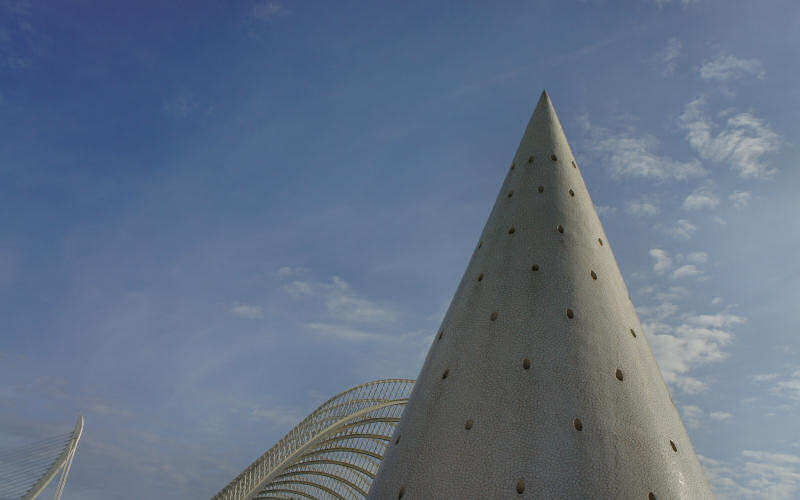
[{"left": 1, "top": 0, "right": 798, "bottom": 498}]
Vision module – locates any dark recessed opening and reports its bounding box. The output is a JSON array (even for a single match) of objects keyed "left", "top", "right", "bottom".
[
  {"left": 630, "top": 328, "right": 637, "bottom": 338},
  {"left": 395, "top": 435, "right": 401, "bottom": 445},
  {"left": 572, "top": 160, "right": 577, "bottom": 169},
  {"left": 574, "top": 418, "right": 583, "bottom": 431},
  {"left": 490, "top": 311, "right": 498, "bottom": 321},
  {"left": 566, "top": 308, "right": 574, "bottom": 319},
  {"left": 508, "top": 190, "right": 514, "bottom": 198},
  {"left": 516, "top": 479, "right": 526, "bottom": 494},
  {"left": 509, "top": 227, "right": 516, "bottom": 234},
  {"left": 538, "top": 185, "right": 544, "bottom": 193},
  {"left": 510, "top": 163, "right": 515, "bottom": 171},
  {"left": 569, "top": 189, "right": 575, "bottom": 197},
  {"left": 590, "top": 270, "right": 597, "bottom": 280},
  {"left": 551, "top": 154, "right": 558, "bottom": 161},
  {"left": 465, "top": 419, "right": 473, "bottom": 430},
  {"left": 478, "top": 273, "right": 484, "bottom": 282},
  {"left": 398, "top": 487, "right": 406, "bottom": 499},
  {"left": 616, "top": 368, "right": 624, "bottom": 381},
  {"left": 523, "top": 358, "right": 531, "bottom": 370},
  {"left": 649, "top": 493, "right": 656, "bottom": 500},
  {"left": 442, "top": 368, "right": 449, "bottom": 379},
  {"left": 531, "top": 264, "right": 539, "bottom": 271},
  {"left": 528, "top": 155, "right": 535, "bottom": 164},
  {"left": 598, "top": 238, "right": 603, "bottom": 246},
  {"left": 438, "top": 330, "right": 444, "bottom": 341},
  {"left": 478, "top": 241, "right": 483, "bottom": 249},
  {"left": 670, "top": 440, "right": 678, "bottom": 452},
  {"left": 557, "top": 224, "right": 564, "bottom": 233}
]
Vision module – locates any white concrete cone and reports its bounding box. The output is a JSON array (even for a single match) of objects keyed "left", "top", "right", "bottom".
[{"left": 367, "top": 91, "right": 714, "bottom": 499}]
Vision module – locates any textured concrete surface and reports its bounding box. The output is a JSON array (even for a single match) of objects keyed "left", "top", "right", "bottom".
[{"left": 367, "top": 91, "right": 715, "bottom": 499}]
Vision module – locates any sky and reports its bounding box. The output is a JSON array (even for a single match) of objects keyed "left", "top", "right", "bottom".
[{"left": 1, "top": 0, "right": 799, "bottom": 498}]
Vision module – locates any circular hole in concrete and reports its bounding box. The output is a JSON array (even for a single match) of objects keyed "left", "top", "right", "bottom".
[
  {"left": 649, "top": 493, "right": 656, "bottom": 500},
  {"left": 442, "top": 368, "right": 449, "bottom": 379},
  {"left": 478, "top": 273, "right": 484, "bottom": 282},
  {"left": 528, "top": 155, "right": 535, "bottom": 164},
  {"left": 574, "top": 418, "right": 583, "bottom": 431},
  {"left": 395, "top": 435, "right": 401, "bottom": 445},
  {"left": 508, "top": 190, "right": 514, "bottom": 198},
  {"left": 531, "top": 264, "right": 539, "bottom": 271},
  {"left": 538, "top": 185, "right": 544, "bottom": 193},
  {"left": 398, "top": 486, "right": 406, "bottom": 499},
  {"left": 490, "top": 311, "right": 498, "bottom": 321},
  {"left": 572, "top": 160, "right": 577, "bottom": 169},
  {"left": 616, "top": 369, "right": 624, "bottom": 381},
  {"left": 510, "top": 162, "right": 515, "bottom": 171},
  {"left": 630, "top": 328, "right": 637, "bottom": 338},
  {"left": 551, "top": 154, "right": 558, "bottom": 161},
  {"left": 523, "top": 358, "right": 531, "bottom": 370},
  {"left": 670, "top": 440, "right": 678, "bottom": 452},
  {"left": 569, "top": 189, "right": 575, "bottom": 197},
  {"left": 591, "top": 270, "right": 597, "bottom": 280},
  {"left": 517, "top": 479, "right": 526, "bottom": 494},
  {"left": 509, "top": 226, "right": 516, "bottom": 234},
  {"left": 478, "top": 241, "right": 483, "bottom": 249},
  {"left": 465, "top": 419, "right": 473, "bottom": 430},
  {"left": 438, "top": 330, "right": 444, "bottom": 341},
  {"left": 598, "top": 238, "right": 603, "bottom": 246},
  {"left": 557, "top": 224, "right": 564, "bottom": 233},
  {"left": 566, "top": 308, "right": 574, "bottom": 319}
]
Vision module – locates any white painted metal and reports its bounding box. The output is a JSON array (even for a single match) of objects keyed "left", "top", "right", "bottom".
[
  {"left": 211, "top": 379, "right": 414, "bottom": 500},
  {"left": 366, "top": 91, "right": 715, "bottom": 499},
  {"left": 16, "top": 415, "right": 83, "bottom": 500}
]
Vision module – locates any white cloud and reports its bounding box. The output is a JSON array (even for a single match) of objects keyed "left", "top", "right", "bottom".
[
  {"left": 638, "top": 302, "right": 679, "bottom": 321},
  {"left": 754, "top": 373, "right": 780, "bottom": 382},
  {"left": 282, "top": 275, "right": 396, "bottom": 323},
  {"left": 595, "top": 204, "right": 617, "bottom": 217},
  {"left": 672, "top": 264, "right": 702, "bottom": 279},
  {"left": 683, "top": 187, "right": 720, "bottom": 211},
  {"left": 650, "top": 248, "right": 672, "bottom": 274},
  {"left": 582, "top": 116, "right": 707, "bottom": 181},
  {"left": 729, "top": 191, "right": 752, "bottom": 209},
  {"left": 711, "top": 297, "right": 723, "bottom": 305},
  {"left": 626, "top": 199, "right": 660, "bottom": 217},
  {"left": 250, "top": 406, "right": 299, "bottom": 427},
  {"left": 680, "top": 98, "right": 780, "bottom": 178},
  {"left": 698, "top": 54, "right": 765, "bottom": 81},
  {"left": 710, "top": 411, "right": 734, "bottom": 421},
  {"left": 230, "top": 304, "right": 263, "bottom": 319},
  {"left": 686, "top": 251, "right": 708, "bottom": 264},
  {"left": 163, "top": 92, "right": 198, "bottom": 118},
  {"left": 666, "top": 219, "right": 697, "bottom": 240},
  {"left": 701, "top": 450, "right": 800, "bottom": 500},
  {"left": 657, "top": 37, "right": 682, "bottom": 76},
  {"left": 305, "top": 322, "right": 392, "bottom": 342},
  {"left": 682, "top": 404, "right": 704, "bottom": 429},
  {"left": 684, "top": 313, "right": 745, "bottom": 328},
  {"left": 646, "top": 319, "right": 735, "bottom": 394},
  {"left": 251, "top": 1, "right": 285, "bottom": 20}
]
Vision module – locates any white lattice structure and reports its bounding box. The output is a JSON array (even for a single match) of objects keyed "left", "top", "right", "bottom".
[
  {"left": 212, "top": 379, "right": 414, "bottom": 500},
  {"left": 0, "top": 415, "right": 83, "bottom": 500}
]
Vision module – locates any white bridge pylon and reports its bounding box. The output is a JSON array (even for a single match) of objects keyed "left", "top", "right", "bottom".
[{"left": 212, "top": 379, "right": 414, "bottom": 500}]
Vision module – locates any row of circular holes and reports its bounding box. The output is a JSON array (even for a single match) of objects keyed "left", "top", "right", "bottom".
[
  {"left": 477, "top": 233, "right": 603, "bottom": 250},
  {"left": 507, "top": 186, "right": 575, "bottom": 198},
  {"left": 508, "top": 154, "right": 578, "bottom": 170},
  {"left": 400, "top": 484, "right": 658, "bottom": 498}
]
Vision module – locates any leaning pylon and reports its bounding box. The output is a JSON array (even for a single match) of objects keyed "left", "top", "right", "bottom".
[{"left": 367, "top": 91, "right": 714, "bottom": 499}]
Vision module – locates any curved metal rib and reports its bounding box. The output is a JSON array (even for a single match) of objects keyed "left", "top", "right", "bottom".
[{"left": 212, "top": 379, "right": 414, "bottom": 500}]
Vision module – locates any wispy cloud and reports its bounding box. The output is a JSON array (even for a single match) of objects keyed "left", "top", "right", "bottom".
[
  {"left": 681, "top": 404, "right": 705, "bottom": 429},
  {"left": 251, "top": 1, "right": 285, "bottom": 20},
  {"left": 626, "top": 199, "right": 660, "bottom": 217},
  {"left": 282, "top": 275, "right": 397, "bottom": 324},
  {"left": 683, "top": 187, "right": 720, "bottom": 211},
  {"left": 672, "top": 264, "right": 703, "bottom": 279},
  {"left": 163, "top": 92, "right": 199, "bottom": 118},
  {"left": 650, "top": 248, "right": 672, "bottom": 274},
  {"left": 754, "top": 369, "right": 800, "bottom": 401},
  {"left": 698, "top": 54, "right": 765, "bottom": 81},
  {"left": 304, "top": 322, "right": 387, "bottom": 342},
  {"left": 665, "top": 219, "right": 697, "bottom": 240},
  {"left": 656, "top": 37, "right": 682, "bottom": 76},
  {"left": 250, "top": 406, "right": 300, "bottom": 426},
  {"left": 729, "top": 191, "right": 752, "bottom": 209},
  {"left": 595, "top": 204, "right": 617, "bottom": 218},
  {"left": 700, "top": 450, "right": 800, "bottom": 500},
  {"left": 582, "top": 116, "right": 707, "bottom": 181},
  {"left": 680, "top": 98, "right": 780, "bottom": 178},
  {"left": 230, "top": 304, "right": 263, "bottom": 319}
]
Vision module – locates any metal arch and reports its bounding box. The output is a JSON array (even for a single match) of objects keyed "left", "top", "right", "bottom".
[
  {"left": 212, "top": 379, "right": 414, "bottom": 500},
  {"left": 264, "top": 479, "right": 345, "bottom": 500},
  {"left": 256, "top": 488, "right": 321, "bottom": 500},
  {"left": 274, "top": 469, "right": 368, "bottom": 497}
]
